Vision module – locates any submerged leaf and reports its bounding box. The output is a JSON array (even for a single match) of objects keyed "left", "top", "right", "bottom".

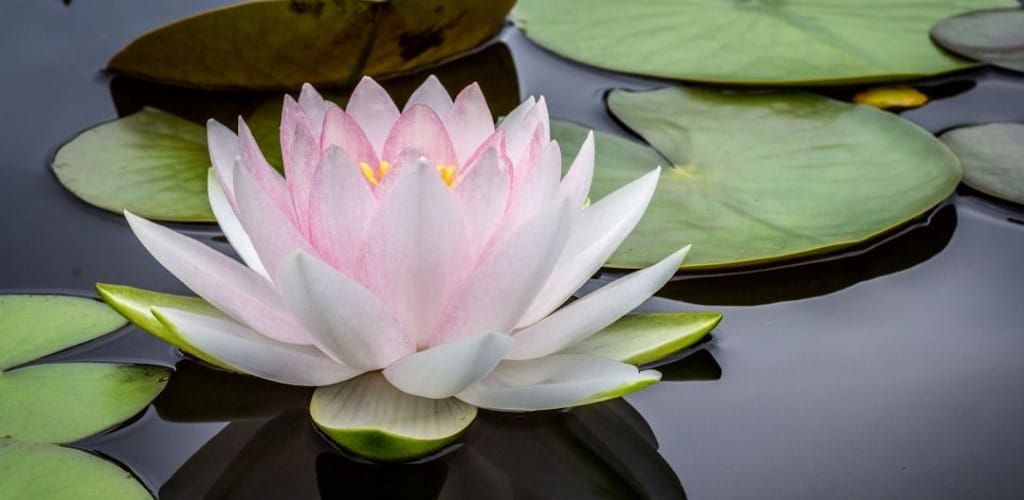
[
  {"left": 513, "top": 0, "right": 1013, "bottom": 85},
  {"left": 310, "top": 372, "right": 476, "bottom": 461},
  {"left": 0, "top": 439, "right": 151, "bottom": 500},
  {"left": 0, "top": 295, "right": 126, "bottom": 370},
  {"left": 552, "top": 87, "right": 961, "bottom": 269},
  {"left": 932, "top": 8, "right": 1024, "bottom": 74},
  {"left": 108, "top": 0, "right": 514, "bottom": 90},
  {"left": 940, "top": 122, "right": 1024, "bottom": 204},
  {"left": 853, "top": 86, "right": 929, "bottom": 109}
]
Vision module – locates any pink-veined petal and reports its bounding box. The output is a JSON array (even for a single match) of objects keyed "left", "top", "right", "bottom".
[
  {"left": 433, "top": 200, "right": 572, "bottom": 345},
  {"left": 283, "top": 121, "right": 321, "bottom": 230},
  {"left": 454, "top": 147, "right": 512, "bottom": 256},
  {"left": 503, "top": 97, "right": 548, "bottom": 164},
  {"left": 124, "top": 211, "right": 312, "bottom": 345},
  {"left": 456, "top": 354, "right": 661, "bottom": 412},
  {"left": 207, "top": 169, "right": 267, "bottom": 278},
  {"left": 152, "top": 307, "right": 360, "bottom": 386},
  {"left": 383, "top": 331, "right": 512, "bottom": 399},
  {"left": 276, "top": 251, "right": 414, "bottom": 371},
  {"left": 307, "top": 146, "right": 377, "bottom": 275},
  {"left": 357, "top": 159, "right": 466, "bottom": 348},
  {"left": 237, "top": 118, "right": 295, "bottom": 222},
  {"left": 506, "top": 247, "right": 689, "bottom": 360},
  {"left": 445, "top": 82, "right": 495, "bottom": 165},
  {"left": 504, "top": 135, "right": 561, "bottom": 230},
  {"left": 461, "top": 129, "right": 507, "bottom": 174},
  {"left": 346, "top": 76, "right": 400, "bottom": 156},
  {"left": 320, "top": 106, "right": 378, "bottom": 166},
  {"left": 404, "top": 75, "right": 453, "bottom": 116},
  {"left": 558, "top": 130, "right": 595, "bottom": 210},
  {"left": 382, "top": 104, "right": 458, "bottom": 168},
  {"left": 518, "top": 168, "right": 660, "bottom": 327},
  {"left": 233, "top": 161, "right": 316, "bottom": 278},
  {"left": 298, "top": 83, "right": 330, "bottom": 135},
  {"left": 280, "top": 96, "right": 314, "bottom": 175}
]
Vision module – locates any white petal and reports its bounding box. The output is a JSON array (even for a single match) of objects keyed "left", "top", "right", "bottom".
[
  {"left": 453, "top": 147, "right": 511, "bottom": 256},
  {"left": 518, "top": 168, "right": 661, "bottom": 327},
  {"left": 152, "top": 307, "right": 360, "bottom": 386},
  {"left": 445, "top": 82, "right": 495, "bottom": 165},
  {"left": 346, "top": 76, "right": 400, "bottom": 156},
  {"left": 507, "top": 246, "right": 688, "bottom": 360},
  {"left": 206, "top": 119, "right": 239, "bottom": 200},
  {"left": 558, "top": 130, "right": 595, "bottom": 210},
  {"left": 275, "top": 251, "right": 414, "bottom": 371},
  {"left": 383, "top": 331, "right": 512, "bottom": 399},
  {"left": 404, "top": 75, "right": 453, "bottom": 115},
  {"left": 207, "top": 169, "right": 267, "bottom": 278},
  {"left": 124, "top": 211, "right": 312, "bottom": 345},
  {"left": 456, "top": 354, "right": 661, "bottom": 412}
]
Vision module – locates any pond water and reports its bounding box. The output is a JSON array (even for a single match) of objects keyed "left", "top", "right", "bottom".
[{"left": 2, "top": 1, "right": 1023, "bottom": 499}]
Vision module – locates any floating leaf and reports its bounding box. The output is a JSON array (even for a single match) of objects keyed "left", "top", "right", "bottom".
[
  {"left": 560, "top": 312, "right": 721, "bottom": 365},
  {"left": 853, "top": 86, "right": 929, "bottom": 109},
  {"left": 53, "top": 108, "right": 214, "bottom": 222},
  {"left": 310, "top": 372, "right": 476, "bottom": 461},
  {"left": 0, "top": 295, "right": 126, "bottom": 370},
  {"left": 513, "top": 0, "right": 1013, "bottom": 85},
  {"left": 932, "top": 8, "right": 1024, "bottom": 74},
  {"left": 0, "top": 363, "right": 169, "bottom": 443},
  {"left": 0, "top": 439, "right": 151, "bottom": 500},
  {"left": 940, "top": 122, "right": 1024, "bottom": 204},
  {"left": 108, "top": 0, "right": 514, "bottom": 90},
  {"left": 552, "top": 88, "right": 961, "bottom": 270}
]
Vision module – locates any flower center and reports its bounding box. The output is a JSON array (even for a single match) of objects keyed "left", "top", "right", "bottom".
[{"left": 359, "top": 161, "right": 456, "bottom": 187}]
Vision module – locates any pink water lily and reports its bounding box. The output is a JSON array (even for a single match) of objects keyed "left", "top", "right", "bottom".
[{"left": 125, "top": 76, "right": 688, "bottom": 412}]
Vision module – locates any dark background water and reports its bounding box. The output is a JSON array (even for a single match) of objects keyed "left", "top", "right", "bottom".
[{"left": 2, "top": 1, "right": 1023, "bottom": 499}]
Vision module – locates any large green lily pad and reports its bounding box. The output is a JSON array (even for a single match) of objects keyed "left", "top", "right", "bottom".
[
  {"left": 940, "top": 122, "right": 1024, "bottom": 204},
  {"left": 108, "top": 0, "right": 514, "bottom": 90},
  {"left": 513, "top": 0, "right": 1013, "bottom": 85},
  {"left": 932, "top": 8, "right": 1024, "bottom": 74},
  {"left": 53, "top": 108, "right": 214, "bottom": 222},
  {"left": 0, "top": 439, "right": 151, "bottom": 500},
  {"left": 553, "top": 87, "right": 961, "bottom": 269},
  {"left": 0, "top": 295, "right": 126, "bottom": 370}
]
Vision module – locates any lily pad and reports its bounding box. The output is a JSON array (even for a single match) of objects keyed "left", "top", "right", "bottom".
[
  {"left": 552, "top": 87, "right": 961, "bottom": 269},
  {"left": 0, "top": 295, "right": 126, "bottom": 370},
  {"left": 53, "top": 108, "right": 214, "bottom": 222},
  {"left": 310, "top": 372, "right": 477, "bottom": 462},
  {"left": 932, "top": 8, "right": 1024, "bottom": 74},
  {"left": 560, "top": 312, "right": 721, "bottom": 365},
  {"left": 0, "top": 439, "right": 151, "bottom": 500},
  {"left": 940, "top": 122, "right": 1024, "bottom": 204},
  {"left": 513, "top": 0, "right": 1013, "bottom": 85},
  {"left": 108, "top": 0, "right": 514, "bottom": 90}
]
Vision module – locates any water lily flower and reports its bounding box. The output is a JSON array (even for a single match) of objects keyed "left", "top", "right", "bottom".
[{"left": 111, "top": 76, "right": 690, "bottom": 459}]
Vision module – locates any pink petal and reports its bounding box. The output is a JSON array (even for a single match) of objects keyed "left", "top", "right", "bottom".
[
  {"left": 233, "top": 161, "right": 316, "bottom": 278},
  {"left": 454, "top": 147, "right": 512, "bottom": 256},
  {"left": 276, "top": 251, "right": 414, "bottom": 371},
  {"left": 502, "top": 97, "right": 549, "bottom": 163},
  {"left": 445, "top": 83, "right": 495, "bottom": 165},
  {"left": 502, "top": 138, "right": 562, "bottom": 233},
  {"left": 346, "top": 76, "right": 400, "bottom": 156},
  {"left": 461, "top": 129, "right": 507, "bottom": 173},
  {"left": 382, "top": 104, "right": 458, "bottom": 168},
  {"left": 283, "top": 121, "right": 321, "bottom": 232},
  {"left": 433, "top": 200, "right": 572, "bottom": 345},
  {"left": 280, "top": 96, "right": 314, "bottom": 174},
  {"left": 124, "top": 211, "right": 312, "bottom": 345},
  {"left": 237, "top": 118, "right": 295, "bottom": 223},
  {"left": 320, "top": 106, "right": 378, "bottom": 166},
  {"left": 307, "top": 146, "right": 377, "bottom": 275},
  {"left": 404, "top": 75, "right": 453, "bottom": 116},
  {"left": 298, "top": 83, "right": 330, "bottom": 135},
  {"left": 357, "top": 158, "right": 466, "bottom": 348},
  {"left": 558, "top": 130, "right": 595, "bottom": 210}
]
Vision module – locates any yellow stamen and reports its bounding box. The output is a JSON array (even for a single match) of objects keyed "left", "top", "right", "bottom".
[
  {"left": 436, "top": 165, "right": 456, "bottom": 187},
  {"left": 379, "top": 160, "right": 390, "bottom": 178},
  {"left": 360, "top": 160, "right": 456, "bottom": 188},
  {"left": 359, "top": 162, "right": 378, "bottom": 186}
]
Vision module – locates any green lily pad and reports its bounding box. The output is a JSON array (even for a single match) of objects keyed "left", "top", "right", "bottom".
[
  {"left": 95, "top": 283, "right": 232, "bottom": 370},
  {"left": 552, "top": 87, "right": 961, "bottom": 270},
  {"left": 310, "top": 372, "right": 477, "bottom": 462},
  {"left": 560, "top": 312, "right": 721, "bottom": 365},
  {"left": 0, "top": 363, "right": 169, "bottom": 443},
  {"left": 53, "top": 108, "right": 214, "bottom": 222},
  {"left": 940, "top": 122, "right": 1024, "bottom": 204},
  {"left": 0, "top": 295, "right": 126, "bottom": 370},
  {"left": 108, "top": 0, "right": 514, "bottom": 91},
  {"left": 932, "top": 8, "right": 1024, "bottom": 74},
  {"left": 0, "top": 439, "right": 151, "bottom": 500},
  {"left": 513, "top": 0, "right": 1013, "bottom": 85}
]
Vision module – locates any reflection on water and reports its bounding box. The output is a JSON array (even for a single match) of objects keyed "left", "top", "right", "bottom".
[{"left": 153, "top": 356, "right": 705, "bottom": 499}]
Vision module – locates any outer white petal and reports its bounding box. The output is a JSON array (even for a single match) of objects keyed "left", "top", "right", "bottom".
[
  {"left": 346, "top": 76, "right": 401, "bottom": 155},
  {"left": 206, "top": 119, "right": 239, "bottom": 200},
  {"left": 275, "top": 251, "right": 414, "bottom": 371},
  {"left": 456, "top": 354, "right": 661, "bottom": 412},
  {"left": 207, "top": 168, "right": 267, "bottom": 278},
  {"left": 558, "top": 130, "right": 595, "bottom": 210},
  {"left": 518, "top": 168, "right": 661, "bottom": 327},
  {"left": 124, "top": 211, "right": 312, "bottom": 345},
  {"left": 152, "top": 307, "right": 360, "bottom": 386},
  {"left": 383, "top": 331, "right": 512, "bottom": 399},
  {"left": 506, "top": 246, "right": 689, "bottom": 360},
  {"left": 404, "top": 75, "right": 453, "bottom": 115}
]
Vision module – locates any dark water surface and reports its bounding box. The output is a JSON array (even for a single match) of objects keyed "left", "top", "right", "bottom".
[{"left": 3, "top": 1, "right": 1024, "bottom": 499}]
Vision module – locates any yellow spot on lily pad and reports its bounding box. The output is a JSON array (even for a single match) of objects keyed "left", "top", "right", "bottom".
[{"left": 853, "top": 86, "right": 929, "bottom": 109}]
